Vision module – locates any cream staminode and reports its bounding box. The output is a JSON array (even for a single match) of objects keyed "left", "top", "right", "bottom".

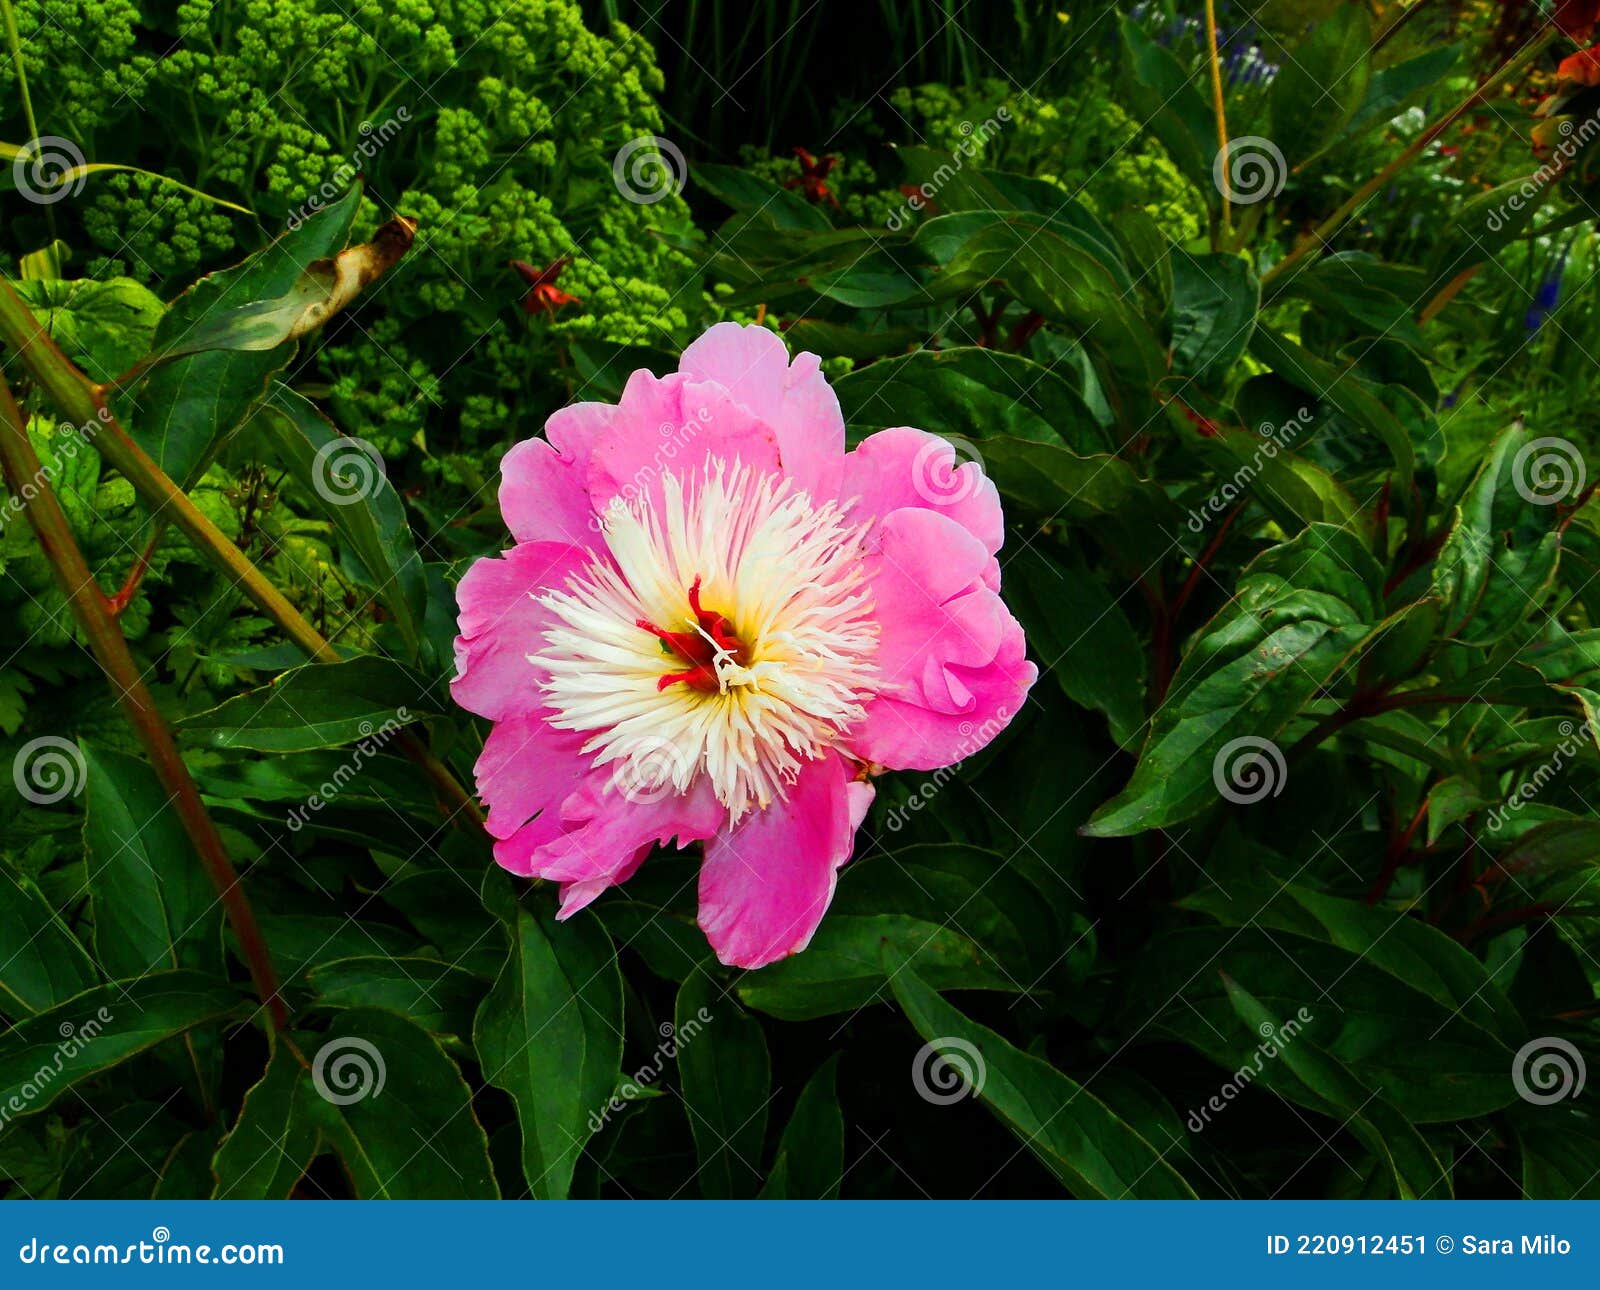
[{"left": 532, "top": 462, "right": 878, "bottom": 818}]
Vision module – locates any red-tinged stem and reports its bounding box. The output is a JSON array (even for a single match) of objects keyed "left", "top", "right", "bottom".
[
  {"left": 0, "top": 371, "right": 288, "bottom": 1031},
  {"left": 1459, "top": 902, "right": 1555, "bottom": 946},
  {"left": 1171, "top": 503, "right": 1242, "bottom": 623},
  {"left": 1004, "top": 311, "right": 1045, "bottom": 352},
  {"left": 106, "top": 528, "right": 159, "bottom": 617},
  {"left": 1366, "top": 796, "right": 1430, "bottom": 904}
]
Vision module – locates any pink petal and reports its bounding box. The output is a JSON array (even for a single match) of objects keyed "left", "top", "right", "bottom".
[
  {"left": 843, "top": 427, "right": 1004, "bottom": 587},
  {"left": 697, "top": 752, "right": 868, "bottom": 969},
  {"left": 498, "top": 402, "right": 614, "bottom": 545},
  {"left": 474, "top": 711, "right": 590, "bottom": 843},
  {"left": 540, "top": 775, "right": 725, "bottom": 916},
  {"left": 847, "top": 508, "right": 1037, "bottom": 770},
  {"left": 679, "top": 322, "right": 845, "bottom": 499},
  {"left": 586, "top": 368, "right": 780, "bottom": 516},
  {"left": 451, "top": 541, "right": 591, "bottom": 722}
]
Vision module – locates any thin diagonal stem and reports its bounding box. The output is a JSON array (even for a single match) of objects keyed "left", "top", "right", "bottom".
[{"left": 0, "top": 370, "right": 287, "bottom": 1030}]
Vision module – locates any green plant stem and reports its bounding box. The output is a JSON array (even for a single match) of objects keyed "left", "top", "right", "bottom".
[
  {"left": 0, "top": 278, "right": 485, "bottom": 830},
  {"left": 0, "top": 371, "right": 288, "bottom": 1032},
  {"left": 1203, "top": 0, "right": 1231, "bottom": 248},
  {"left": 1261, "top": 27, "right": 1558, "bottom": 290}
]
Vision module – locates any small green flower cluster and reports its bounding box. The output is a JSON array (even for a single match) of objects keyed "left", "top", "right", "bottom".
[{"left": 4, "top": 0, "right": 709, "bottom": 458}]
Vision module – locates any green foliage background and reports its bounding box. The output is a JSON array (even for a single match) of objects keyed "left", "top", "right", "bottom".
[{"left": 2, "top": 0, "right": 1600, "bottom": 1200}]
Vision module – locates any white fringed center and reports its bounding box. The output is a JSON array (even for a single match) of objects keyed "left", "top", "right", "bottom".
[{"left": 532, "top": 462, "right": 876, "bottom": 818}]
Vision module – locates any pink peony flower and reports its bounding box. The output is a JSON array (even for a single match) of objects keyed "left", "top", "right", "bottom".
[{"left": 452, "top": 324, "right": 1036, "bottom": 968}]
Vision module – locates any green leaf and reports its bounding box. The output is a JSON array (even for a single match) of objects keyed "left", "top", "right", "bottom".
[
  {"left": 308, "top": 1009, "right": 497, "bottom": 1198},
  {"left": 473, "top": 882, "right": 623, "bottom": 1200},
  {"left": 975, "top": 436, "right": 1183, "bottom": 569},
  {"left": 760, "top": 1055, "right": 844, "bottom": 1199},
  {"left": 693, "top": 163, "right": 832, "bottom": 231},
  {"left": 1118, "top": 17, "right": 1217, "bottom": 199},
  {"left": 11, "top": 277, "right": 163, "bottom": 382},
  {"left": 259, "top": 386, "right": 425, "bottom": 658},
  {"left": 82, "top": 744, "right": 221, "bottom": 979},
  {"left": 308, "top": 957, "right": 488, "bottom": 1043},
  {"left": 0, "top": 869, "right": 97, "bottom": 1014},
  {"left": 1346, "top": 45, "right": 1462, "bottom": 139},
  {"left": 1514, "top": 1102, "right": 1600, "bottom": 1198},
  {"left": 0, "top": 974, "right": 245, "bottom": 1120},
  {"left": 177, "top": 656, "right": 430, "bottom": 752},
  {"left": 116, "top": 186, "right": 362, "bottom": 490},
  {"left": 737, "top": 913, "right": 1018, "bottom": 1021},
  {"left": 886, "top": 950, "right": 1197, "bottom": 1198},
  {"left": 1251, "top": 326, "right": 1415, "bottom": 485},
  {"left": 211, "top": 1042, "right": 322, "bottom": 1199},
  {"left": 1086, "top": 524, "right": 1380, "bottom": 835},
  {"left": 678, "top": 965, "right": 771, "bottom": 1198},
  {"left": 1168, "top": 250, "right": 1258, "bottom": 380},
  {"left": 1221, "top": 975, "right": 1450, "bottom": 1199},
  {"left": 835, "top": 347, "right": 1104, "bottom": 452},
  {"left": 1182, "top": 880, "right": 1522, "bottom": 1045},
  {"left": 1005, "top": 542, "right": 1145, "bottom": 747},
  {"left": 1268, "top": 5, "right": 1373, "bottom": 166},
  {"left": 1126, "top": 926, "right": 1517, "bottom": 1122},
  {"left": 1431, "top": 422, "right": 1562, "bottom": 645}
]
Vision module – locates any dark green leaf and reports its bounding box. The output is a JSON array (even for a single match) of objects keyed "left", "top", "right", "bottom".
[{"left": 678, "top": 965, "right": 770, "bottom": 1198}]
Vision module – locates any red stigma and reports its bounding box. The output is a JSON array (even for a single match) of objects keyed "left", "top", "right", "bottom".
[{"left": 638, "top": 577, "right": 747, "bottom": 694}]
